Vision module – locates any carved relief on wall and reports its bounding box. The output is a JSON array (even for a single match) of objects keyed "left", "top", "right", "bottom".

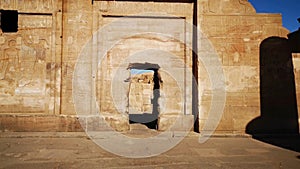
[
  {"left": 0, "top": 27, "right": 51, "bottom": 113},
  {"left": 206, "top": 0, "right": 256, "bottom": 14},
  {"left": 0, "top": 39, "right": 21, "bottom": 96},
  {"left": 0, "top": 0, "right": 55, "bottom": 113},
  {"left": 0, "top": 0, "right": 55, "bottom": 13},
  {"left": 18, "top": 31, "right": 49, "bottom": 94}
]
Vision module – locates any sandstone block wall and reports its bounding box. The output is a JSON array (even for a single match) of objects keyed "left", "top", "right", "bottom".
[
  {"left": 128, "top": 72, "right": 154, "bottom": 114},
  {"left": 0, "top": 0, "right": 297, "bottom": 134},
  {"left": 0, "top": 0, "right": 62, "bottom": 114},
  {"left": 197, "top": 0, "right": 290, "bottom": 134}
]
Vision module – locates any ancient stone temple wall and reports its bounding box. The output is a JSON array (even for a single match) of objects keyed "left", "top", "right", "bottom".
[
  {"left": 0, "top": 1, "right": 57, "bottom": 113},
  {"left": 197, "top": 0, "right": 290, "bottom": 134},
  {"left": 0, "top": 0, "right": 65, "bottom": 131},
  {"left": 0, "top": 0, "right": 297, "bottom": 134},
  {"left": 90, "top": 1, "right": 194, "bottom": 131}
]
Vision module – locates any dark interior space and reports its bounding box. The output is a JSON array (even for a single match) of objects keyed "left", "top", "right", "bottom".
[
  {"left": 127, "top": 63, "right": 162, "bottom": 129},
  {"left": 246, "top": 36, "right": 300, "bottom": 152},
  {"left": 0, "top": 10, "right": 18, "bottom": 33}
]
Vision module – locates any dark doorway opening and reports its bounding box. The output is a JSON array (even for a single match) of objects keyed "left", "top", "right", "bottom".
[
  {"left": 0, "top": 10, "right": 18, "bottom": 33},
  {"left": 127, "top": 63, "right": 162, "bottom": 129}
]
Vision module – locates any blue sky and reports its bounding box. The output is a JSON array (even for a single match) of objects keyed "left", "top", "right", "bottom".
[
  {"left": 131, "top": 69, "right": 153, "bottom": 75},
  {"left": 248, "top": 0, "right": 300, "bottom": 32}
]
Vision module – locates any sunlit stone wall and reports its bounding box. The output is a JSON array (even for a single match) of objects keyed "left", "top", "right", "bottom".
[{"left": 0, "top": 0, "right": 292, "bottom": 133}]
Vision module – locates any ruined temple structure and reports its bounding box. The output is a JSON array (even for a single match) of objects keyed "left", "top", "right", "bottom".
[{"left": 0, "top": 0, "right": 299, "bottom": 134}]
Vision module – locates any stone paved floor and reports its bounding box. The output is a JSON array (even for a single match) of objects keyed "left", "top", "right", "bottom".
[{"left": 0, "top": 127, "right": 300, "bottom": 169}]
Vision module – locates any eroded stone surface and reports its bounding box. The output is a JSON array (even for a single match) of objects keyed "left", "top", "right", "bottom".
[{"left": 0, "top": 0, "right": 296, "bottom": 133}]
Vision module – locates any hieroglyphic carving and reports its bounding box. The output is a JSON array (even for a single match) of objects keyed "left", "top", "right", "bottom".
[
  {"left": 0, "top": 0, "right": 54, "bottom": 113},
  {"left": 19, "top": 15, "right": 52, "bottom": 29},
  {"left": 31, "top": 0, "right": 54, "bottom": 12},
  {"left": 0, "top": 0, "right": 55, "bottom": 13},
  {"left": 0, "top": 0, "right": 15, "bottom": 9},
  {"left": 17, "top": 0, "right": 25, "bottom": 11},
  {"left": 239, "top": 0, "right": 255, "bottom": 12},
  {"left": 207, "top": 0, "right": 255, "bottom": 14},
  {"left": 26, "top": 0, "right": 38, "bottom": 10},
  {"left": 18, "top": 32, "right": 49, "bottom": 89},
  {"left": 0, "top": 39, "right": 21, "bottom": 95},
  {"left": 0, "top": 29, "right": 50, "bottom": 98}
]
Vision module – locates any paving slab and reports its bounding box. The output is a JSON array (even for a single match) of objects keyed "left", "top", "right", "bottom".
[{"left": 0, "top": 130, "right": 299, "bottom": 169}]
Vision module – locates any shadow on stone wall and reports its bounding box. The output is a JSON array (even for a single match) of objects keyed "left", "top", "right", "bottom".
[{"left": 246, "top": 36, "right": 300, "bottom": 152}]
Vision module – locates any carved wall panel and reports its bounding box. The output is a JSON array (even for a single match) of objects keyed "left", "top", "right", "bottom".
[
  {"left": 0, "top": 0, "right": 59, "bottom": 114},
  {"left": 0, "top": 0, "right": 55, "bottom": 13}
]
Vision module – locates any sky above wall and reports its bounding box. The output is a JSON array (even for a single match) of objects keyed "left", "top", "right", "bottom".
[{"left": 248, "top": 0, "right": 300, "bottom": 32}]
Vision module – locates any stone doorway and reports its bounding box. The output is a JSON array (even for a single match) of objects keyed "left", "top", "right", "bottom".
[
  {"left": 96, "top": 16, "right": 193, "bottom": 132},
  {"left": 127, "top": 63, "right": 162, "bottom": 129}
]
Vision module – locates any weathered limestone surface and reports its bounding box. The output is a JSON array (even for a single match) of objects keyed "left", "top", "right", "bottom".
[
  {"left": 0, "top": 0, "right": 62, "bottom": 115},
  {"left": 129, "top": 72, "right": 154, "bottom": 114},
  {"left": 197, "top": 0, "right": 290, "bottom": 134},
  {"left": 0, "top": 0, "right": 296, "bottom": 134}
]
